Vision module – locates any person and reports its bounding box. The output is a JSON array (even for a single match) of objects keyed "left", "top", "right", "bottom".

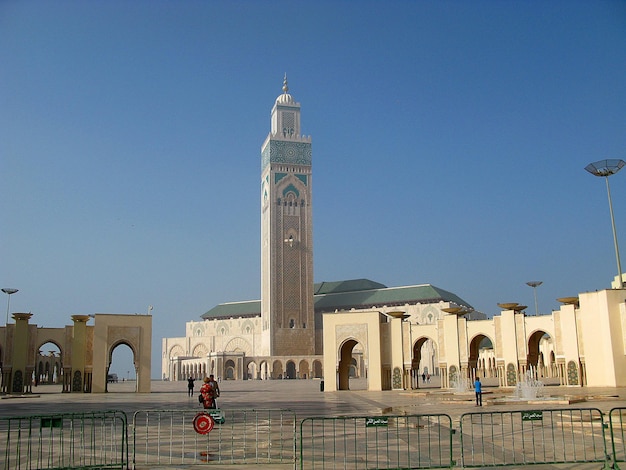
[
  {"left": 422, "top": 372, "right": 426, "bottom": 384},
  {"left": 200, "top": 377, "right": 214, "bottom": 409},
  {"left": 474, "top": 376, "right": 482, "bottom": 406},
  {"left": 187, "top": 376, "right": 195, "bottom": 397},
  {"left": 208, "top": 374, "right": 220, "bottom": 408}
]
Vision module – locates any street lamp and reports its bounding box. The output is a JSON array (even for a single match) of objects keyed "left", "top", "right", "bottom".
[
  {"left": 1, "top": 288, "right": 19, "bottom": 325},
  {"left": 585, "top": 159, "right": 625, "bottom": 289},
  {"left": 526, "top": 281, "right": 542, "bottom": 316}
]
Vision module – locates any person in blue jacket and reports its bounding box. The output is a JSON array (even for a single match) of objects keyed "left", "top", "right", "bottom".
[{"left": 474, "top": 376, "right": 483, "bottom": 406}]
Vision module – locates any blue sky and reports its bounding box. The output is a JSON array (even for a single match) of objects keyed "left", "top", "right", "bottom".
[{"left": 1, "top": 1, "right": 625, "bottom": 378}]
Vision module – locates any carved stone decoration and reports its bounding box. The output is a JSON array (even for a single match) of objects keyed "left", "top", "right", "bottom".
[
  {"left": 506, "top": 363, "right": 517, "bottom": 386},
  {"left": 72, "top": 370, "right": 82, "bottom": 392},
  {"left": 11, "top": 370, "right": 23, "bottom": 393},
  {"left": 567, "top": 360, "right": 579, "bottom": 385},
  {"left": 392, "top": 367, "right": 402, "bottom": 389}
]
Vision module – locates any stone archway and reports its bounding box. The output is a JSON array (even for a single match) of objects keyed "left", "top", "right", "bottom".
[
  {"left": 412, "top": 337, "right": 438, "bottom": 389},
  {"left": 91, "top": 314, "right": 152, "bottom": 393},
  {"left": 272, "top": 360, "right": 283, "bottom": 379},
  {"left": 36, "top": 340, "right": 62, "bottom": 387},
  {"left": 527, "top": 330, "right": 560, "bottom": 381},
  {"left": 106, "top": 341, "right": 137, "bottom": 392},
  {"left": 469, "top": 334, "right": 495, "bottom": 380},
  {"left": 246, "top": 360, "right": 257, "bottom": 379},
  {"left": 258, "top": 360, "right": 270, "bottom": 379},
  {"left": 224, "top": 359, "right": 236, "bottom": 379},
  {"left": 298, "top": 359, "right": 310, "bottom": 379},
  {"left": 1, "top": 312, "right": 151, "bottom": 394},
  {"left": 338, "top": 339, "right": 360, "bottom": 390},
  {"left": 312, "top": 360, "right": 322, "bottom": 378}
]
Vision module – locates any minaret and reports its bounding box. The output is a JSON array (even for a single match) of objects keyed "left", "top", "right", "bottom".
[{"left": 260, "top": 75, "right": 315, "bottom": 356}]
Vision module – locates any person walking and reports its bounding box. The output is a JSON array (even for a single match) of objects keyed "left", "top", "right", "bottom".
[
  {"left": 208, "top": 374, "right": 220, "bottom": 408},
  {"left": 187, "top": 376, "right": 195, "bottom": 397},
  {"left": 200, "top": 376, "right": 220, "bottom": 409},
  {"left": 474, "top": 376, "right": 483, "bottom": 406},
  {"left": 200, "top": 377, "right": 213, "bottom": 408}
]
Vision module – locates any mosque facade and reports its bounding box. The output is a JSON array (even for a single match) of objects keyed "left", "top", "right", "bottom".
[
  {"left": 161, "top": 78, "right": 478, "bottom": 383},
  {"left": 162, "top": 80, "right": 626, "bottom": 390}
]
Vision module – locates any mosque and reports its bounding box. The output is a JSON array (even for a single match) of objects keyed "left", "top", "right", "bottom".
[
  {"left": 162, "top": 78, "right": 626, "bottom": 391},
  {"left": 1, "top": 80, "right": 621, "bottom": 396}
]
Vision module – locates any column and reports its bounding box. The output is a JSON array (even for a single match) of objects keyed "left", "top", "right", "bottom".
[
  {"left": 10, "top": 313, "right": 33, "bottom": 394},
  {"left": 70, "top": 315, "right": 90, "bottom": 392}
]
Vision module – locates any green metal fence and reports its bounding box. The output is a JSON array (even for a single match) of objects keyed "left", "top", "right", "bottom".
[
  {"left": 131, "top": 408, "right": 296, "bottom": 468},
  {"left": 459, "top": 408, "right": 611, "bottom": 468},
  {"left": 299, "top": 414, "right": 455, "bottom": 469},
  {"left": 0, "top": 410, "right": 128, "bottom": 470},
  {"left": 609, "top": 407, "right": 626, "bottom": 469},
  {"left": 3, "top": 406, "right": 625, "bottom": 469}
]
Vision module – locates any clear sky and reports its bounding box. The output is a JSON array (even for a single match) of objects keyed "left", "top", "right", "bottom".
[{"left": 1, "top": 1, "right": 625, "bottom": 379}]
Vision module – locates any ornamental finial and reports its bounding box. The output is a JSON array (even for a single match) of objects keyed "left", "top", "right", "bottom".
[{"left": 282, "top": 73, "right": 289, "bottom": 94}]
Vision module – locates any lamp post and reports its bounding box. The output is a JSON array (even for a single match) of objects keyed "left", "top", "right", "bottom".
[
  {"left": 585, "top": 159, "right": 625, "bottom": 289},
  {"left": 1, "top": 288, "right": 19, "bottom": 325},
  {"left": 526, "top": 281, "right": 542, "bottom": 316}
]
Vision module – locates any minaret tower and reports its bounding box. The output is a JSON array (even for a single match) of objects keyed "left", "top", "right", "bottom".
[{"left": 260, "top": 75, "right": 315, "bottom": 356}]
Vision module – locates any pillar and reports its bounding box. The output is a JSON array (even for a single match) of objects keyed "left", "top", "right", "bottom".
[
  {"left": 70, "top": 315, "right": 90, "bottom": 392},
  {"left": 9, "top": 313, "right": 33, "bottom": 394},
  {"left": 388, "top": 313, "right": 406, "bottom": 389}
]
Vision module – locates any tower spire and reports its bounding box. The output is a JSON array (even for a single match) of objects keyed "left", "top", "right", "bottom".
[{"left": 282, "top": 73, "right": 289, "bottom": 94}]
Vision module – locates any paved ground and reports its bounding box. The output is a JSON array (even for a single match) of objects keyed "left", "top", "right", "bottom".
[
  {"left": 1, "top": 379, "right": 625, "bottom": 469},
  {"left": 3, "top": 378, "right": 625, "bottom": 422}
]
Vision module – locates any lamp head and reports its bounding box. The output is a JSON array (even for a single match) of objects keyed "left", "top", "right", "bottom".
[
  {"left": 1, "top": 288, "right": 18, "bottom": 295},
  {"left": 585, "top": 159, "right": 625, "bottom": 177}
]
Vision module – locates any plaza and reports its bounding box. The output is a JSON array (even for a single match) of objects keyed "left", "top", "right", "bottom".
[{"left": 1, "top": 379, "right": 625, "bottom": 468}]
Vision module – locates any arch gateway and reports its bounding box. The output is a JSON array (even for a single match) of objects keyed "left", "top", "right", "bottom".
[
  {"left": 1, "top": 313, "right": 151, "bottom": 394},
  {"left": 323, "top": 283, "right": 626, "bottom": 391}
]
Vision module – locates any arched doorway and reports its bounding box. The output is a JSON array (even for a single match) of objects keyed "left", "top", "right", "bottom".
[
  {"left": 469, "top": 335, "right": 495, "bottom": 380},
  {"left": 91, "top": 313, "right": 152, "bottom": 393},
  {"left": 338, "top": 339, "right": 367, "bottom": 390},
  {"left": 107, "top": 342, "right": 136, "bottom": 392},
  {"left": 272, "top": 360, "right": 283, "bottom": 379},
  {"left": 527, "top": 331, "right": 557, "bottom": 379},
  {"left": 312, "top": 360, "right": 322, "bottom": 378},
  {"left": 247, "top": 361, "right": 257, "bottom": 379},
  {"left": 224, "top": 359, "right": 236, "bottom": 380},
  {"left": 411, "top": 337, "right": 438, "bottom": 389},
  {"left": 286, "top": 361, "right": 296, "bottom": 379},
  {"left": 259, "top": 360, "right": 270, "bottom": 380},
  {"left": 298, "top": 360, "right": 309, "bottom": 379},
  {"left": 36, "top": 341, "right": 62, "bottom": 390}
]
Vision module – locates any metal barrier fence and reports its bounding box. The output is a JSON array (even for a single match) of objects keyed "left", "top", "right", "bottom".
[
  {"left": 610, "top": 407, "right": 626, "bottom": 468},
  {"left": 459, "top": 408, "right": 610, "bottom": 468},
  {"left": 131, "top": 408, "right": 296, "bottom": 468},
  {"left": 2, "top": 406, "right": 624, "bottom": 469},
  {"left": 299, "top": 414, "right": 455, "bottom": 469},
  {"left": 0, "top": 410, "right": 128, "bottom": 470}
]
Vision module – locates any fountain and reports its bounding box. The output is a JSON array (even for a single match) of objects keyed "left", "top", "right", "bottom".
[
  {"left": 449, "top": 372, "right": 470, "bottom": 393},
  {"left": 515, "top": 370, "right": 544, "bottom": 399}
]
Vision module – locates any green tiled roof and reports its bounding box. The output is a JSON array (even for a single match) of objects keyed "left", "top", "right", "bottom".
[
  {"left": 314, "top": 279, "right": 387, "bottom": 295},
  {"left": 202, "top": 300, "right": 261, "bottom": 319},
  {"left": 201, "top": 279, "right": 473, "bottom": 320},
  {"left": 313, "top": 284, "right": 472, "bottom": 312}
]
